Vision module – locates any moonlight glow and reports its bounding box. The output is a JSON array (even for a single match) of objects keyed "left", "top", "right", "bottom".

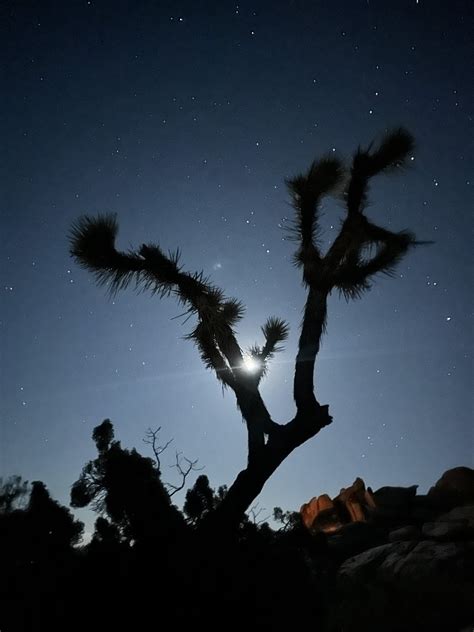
[{"left": 242, "top": 356, "right": 261, "bottom": 373}]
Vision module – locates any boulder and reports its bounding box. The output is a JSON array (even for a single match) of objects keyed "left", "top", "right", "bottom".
[
  {"left": 388, "top": 525, "right": 421, "bottom": 542},
  {"left": 335, "top": 477, "right": 376, "bottom": 523},
  {"left": 333, "top": 539, "right": 474, "bottom": 632},
  {"left": 371, "top": 484, "right": 418, "bottom": 528},
  {"left": 373, "top": 484, "right": 418, "bottom": 508},
  {"left": 317, "top": 494, "right": 334, "bottom": 512},
  {"left": 302, "top": 477, "right": 378, "bottom": 529},
  {"left": 327, "top": 521, "right": 386, "bottom": 561},
  {"left": 339, "top": 538, "right": 474, "bottom": 592},
  {"left": 410, "top": 494, "right": 441, "bottom": 524},
  {"left": 422, "top": 520, "right": 472, "bottom": 541},
  {"left": 427, "top": 466, "right": 474, "bottom": 510},
  {"left": 300, "top": 494, "right": 342, "bottom": 532},
  {"left": 300, "top": 497, "right": 319, "bottom": 529},
  {"left": 437, "top": 504, "right": 474, "bottom": 528},
  {"left": 314, "top": 507, "right": 344, "bottom": 533}
]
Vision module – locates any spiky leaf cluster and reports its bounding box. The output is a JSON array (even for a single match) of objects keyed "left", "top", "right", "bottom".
[
  {"left": 286, "top": 128, "right": 421, "bottom": 299},
  {"left": 186, "top": 321, "right": 236, "bottom": 387},
  {"left": 287, "top": 157, "right": 345, "bottom": 265},
  {"left": 346, "top": 128, "right": 415, "bottom": 216},
  {"left": 260, "top": 316, "right": 290, "bottom": 359},
  {"left": 70, "top": 214, "right": 252, "bottom": 384},
  {"left": 333, "top": 224, "right": 416, "bottom": 299},
  {"left": 69, "top": 128, "right": 422, "bottom": 416},
  {"left": 246, "top": 316, "right": 290, "bottom": 382},
  {"left": 70, "top": 214, "right": 144, "bottom": 294}
]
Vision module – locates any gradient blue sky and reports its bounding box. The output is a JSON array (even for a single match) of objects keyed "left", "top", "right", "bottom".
[{"left": 2, "top": 0, "right": 473, "bottom": 533}]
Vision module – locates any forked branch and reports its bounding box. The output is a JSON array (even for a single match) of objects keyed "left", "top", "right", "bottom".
[{"left": 166, "top": 451, "right": 203, "bottom": 497}]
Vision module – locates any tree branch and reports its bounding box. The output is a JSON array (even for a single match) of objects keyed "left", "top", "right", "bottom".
[
  {"left": 293, "top": 288, "right": 329, "bottom": 417},
  {"left": 200, "top": 411, "right": 331, "bottom": 533},
  {"left": 287, "top": 156, "right": 344, "bottom": 262},
  {"left": 143, "top": 427, "right": 173, "bottom": 473},
  {"left": 248, "top": 502, "right": 271, "bottom": 525},
  {"left": 166, "top": 451, "right": 203, "bottom": 497},
  {"left": 70, "top": 214, "right": 287, "bottom": 468}
]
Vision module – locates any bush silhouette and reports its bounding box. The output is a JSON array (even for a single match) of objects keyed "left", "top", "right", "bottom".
[{"left": 71, "top": 420, "right": 185, "bottom": 545}]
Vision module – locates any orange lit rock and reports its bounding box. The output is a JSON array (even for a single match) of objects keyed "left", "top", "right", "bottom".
[
  {"left": 317, "top": 494, "right": 334, "bottom": 513},
  {"left": 336, "top": 477, "right": 374, "bottom": 523},
  {"left": 364, "top": 489, "right": 376, "bottom": 508},
  {"left": 300, "top": 497, "right": 320, "bottom": 529},
  {"left": 300, "top": 494, "right": 340, "bottom": 531},
  {"left": 301, "top": 477, "right": 377, "bottom": 533},
  {"left": 346, "top": 500, "right": 365, "bottom": 522}
]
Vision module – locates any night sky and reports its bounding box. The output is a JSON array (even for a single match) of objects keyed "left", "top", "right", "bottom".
[{"left": 2, "top": 1, "right": 473, "bottom": 534}]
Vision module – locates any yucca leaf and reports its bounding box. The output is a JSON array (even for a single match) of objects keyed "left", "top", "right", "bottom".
[
  {"left": 220, "top": 299, "right": 246, "bottom": 327},
  {"left": 346, "top": 128, "right": 415, "bottom": 215},
  {"left": 187, "top": 322, "right": 235, "bottom": 387},
  {"left": 333, "top": 227, "right": 417, "bottom": 299},
  {"left": 287, "top": 156, "right": 345, "bottom": 259},
  {"left": 260, "top": 316, "right": 290, "bottom": 359},
  {"left": 69, "top": 214, "right": 145, "bottom": 295},
  {"left": 69, "top": 213, "right": 119, "bottom": 267},
  {"left": 368, "top": 128, "right": 415, "bottom": 175}
]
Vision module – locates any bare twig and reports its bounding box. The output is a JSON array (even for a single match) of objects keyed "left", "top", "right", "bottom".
[
  {"left": 248, "top": 502, "right": 271, "bottom": 525},
  {"left": 165, "top": 451, "right": 203, "bottom": 497},
  {"left": 143, "top": 427, "right": 173, "bottom": 472},
  {"left": 143, "top": 428, "right": 203, "bottom": 497}
]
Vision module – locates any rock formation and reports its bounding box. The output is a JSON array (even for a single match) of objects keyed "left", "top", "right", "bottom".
[
  {"left": 334, "top": 507, "right": 474, "bottom": 632},
  {"left": 300, "top": 494, "right": 342, "bottom": 532},
  {"left": 300, "top": 477, "right": 376, "bottom": 532},
  {"left": 310, "top": 466, "right": 474, "bottom": 632},
  {"left": 427, "top": 466, "right": 474, "bottom": 509},
  {"left": 301, "top": 466, "right": 474, "bottom": 535}
]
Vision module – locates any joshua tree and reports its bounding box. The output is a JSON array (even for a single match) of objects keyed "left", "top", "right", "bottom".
[{"left": 70, "top": 128, "right": 424, "bottom": 532}]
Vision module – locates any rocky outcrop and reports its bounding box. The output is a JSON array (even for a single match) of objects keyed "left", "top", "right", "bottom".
[
  {"left": 300, "top": 478, "right": 375, "bottom": 532},
  {"left": 305, "top": 468, "right": 474, "bottom": 631},
  {"left": 339, "top": 539, "right": 473, "bottom": 585},
  {"left": 422, "top": 519, "right": 473, "bottom": 541},
  {"left": 302, "top": 467, "right": 474, "bottom": 536},
  {"left": 333, "top": 539, "right": 474, "bottom": 632},
  {"left": 336, "top": 477, "right": 376, "bottom": 522},
  {"left": 388, "top": 524, "right": 421, "bottom": 542},
  {"left": 372, "top": 483, "right": 418, "bottom": 508},
  {"left": 328, "top": 500, "right": 474, "bottom": 631},
  {"left": 438, "top": 504, "right": 474, "bottom": 527},
  {"left": 300, "top": 494, "right": 342, "bottom": 532},
  {"left": 327, "top": 521, "right": 386, "bottom": 560}
]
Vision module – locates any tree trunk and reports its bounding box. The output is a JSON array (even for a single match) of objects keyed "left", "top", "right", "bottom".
[{"left": 200, "top": 411, "right": 331, "bottom": 535}]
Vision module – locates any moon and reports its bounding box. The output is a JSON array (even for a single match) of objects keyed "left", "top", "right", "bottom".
[{"left": 242, "top": 356, "right": 261, "bottom": 373}]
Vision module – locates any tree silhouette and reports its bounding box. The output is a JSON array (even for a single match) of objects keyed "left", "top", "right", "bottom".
[
  {"left": 0, "top": 475, "right": 29, "bottom": 513},
  {"left": 71, "top": 420, "right": 185, "bottom": 544},
  {"left": 27, "top": 481, "right": 84, "bottom": 551},
  {"left": 183, "top": 474, "right": 218, "bottom": 525},
  {"left": 273, "top": 506, "right": 301, "bottom": 532},
  {"left": 88, "top": 516, "right": 124, "bottom": 554},
  {"left": 70, "top": 129, "right": 424, "bottom": 532},
  {"left": 0, "top": 478, "right": 83, "bottom": 556}
]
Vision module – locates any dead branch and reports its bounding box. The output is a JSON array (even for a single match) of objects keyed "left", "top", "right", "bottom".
[
  {"left": 143, "top": 426, "right": 173, "bottom": 472},
  {"left": 166, "top": 451, "right": 203, "bottom": 497}
]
